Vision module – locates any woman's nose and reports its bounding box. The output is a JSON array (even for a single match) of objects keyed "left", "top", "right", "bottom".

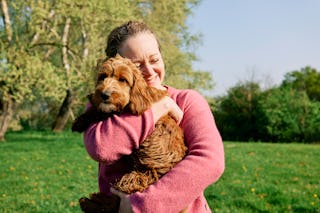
[{"left": 141, "top": 63, "right": 154, "bottom": 75}]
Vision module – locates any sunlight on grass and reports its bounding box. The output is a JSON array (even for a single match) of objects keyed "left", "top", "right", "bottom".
[
  {"left": 205, "top": 142, "right": 320, "bottom": 213},
  {"left": 0, "top": 131, "right": 98, "bottom": 212},
  {"left": 0, "top": 132, "right": 319, "bottom": 212}
]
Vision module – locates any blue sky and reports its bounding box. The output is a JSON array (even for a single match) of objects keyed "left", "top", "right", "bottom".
[{"left": 188, "top": 0, "right": 320, "bottom": 96}]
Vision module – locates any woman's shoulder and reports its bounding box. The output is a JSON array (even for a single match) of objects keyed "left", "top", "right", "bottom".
[
  {"left": 166, "top": 85, "right": 203, "bottom": 98},
  {"left": 166, "top": 86, "right": 208, "bottom": 106},
  {"left": 166, "top": 86, "right": 214, "bottom": 123}
]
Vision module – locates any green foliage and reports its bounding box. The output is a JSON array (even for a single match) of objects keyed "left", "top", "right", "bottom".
[
  {"left": 260, "top": 87, "right": 320, "bottom": 142},
  {"left": 206, "top": 142, "right": 320, "bottom": 212},
  {"left": 304, "top": 101, "right": 320, "bottom": 141},
  {"left": 207, "top": 96, "right": 219, "bottom": 113},
  {"left": 282, "top": 66, "right": 320, "bottom": 101},
  {"left": 0, "top": 50, "right": 65, "bottom": 103},
  {"left": 214, "top": 81, "right": 266, "bottom": 141},
  {"left": 3, "top": 1, "right": 318, "bottom": 143},
  {"left": 1, "top": 132, "right": 319, "bottom": 212},
  {"left": 0, "top": 5, "right": 64, "bottom": 103},
  {"left": 1, "top": 0, "right": 210, "bottom": 132},
  {"left": 214, "top": 68, "right": 320, "bottom": 143}
]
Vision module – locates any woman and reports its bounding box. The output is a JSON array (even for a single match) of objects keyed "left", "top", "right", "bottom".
[{"left": 84, "top": 21, "right": 225, "bottom": 213}]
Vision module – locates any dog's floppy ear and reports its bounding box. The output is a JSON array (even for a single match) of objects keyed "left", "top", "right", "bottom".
[{"left": 128, "top": 68, "right": 154, "bottom": 115}]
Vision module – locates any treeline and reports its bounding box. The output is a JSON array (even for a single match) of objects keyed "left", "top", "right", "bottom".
[
  {"left": 1, "top": 1, "right": 319, "bottom": 144},
  {"left": 0, "top": 0, "right": 211, "bottom": 141},
  {"left": 212, "top": 66, "right": 320, "bottom": 143}
]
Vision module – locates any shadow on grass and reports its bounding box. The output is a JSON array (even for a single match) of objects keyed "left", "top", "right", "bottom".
[{"left": 5, "top": 130, "right": 82, "bottom": 143}]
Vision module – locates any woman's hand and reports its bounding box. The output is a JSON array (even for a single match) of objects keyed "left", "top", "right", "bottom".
[
  {"left": 110, "top": 188, "right": 134, "bottom": 213},
  {"left": 151, "top": 96, "right": 183, "bottom": 124}
]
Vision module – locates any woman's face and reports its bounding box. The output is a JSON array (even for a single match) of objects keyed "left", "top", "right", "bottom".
[{"left": 119, "top": 32, "right": 165, "bottom": 89}]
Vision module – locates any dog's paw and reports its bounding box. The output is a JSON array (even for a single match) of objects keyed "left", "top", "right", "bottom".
[{"left": 79, "top": 192, "right": 120, "bottom": 213}]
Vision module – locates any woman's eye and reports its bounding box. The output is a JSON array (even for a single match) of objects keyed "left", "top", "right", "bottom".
[
  {"left": 150, "top": 58, "right": 159, "bottom": 64},
  {"left": 134, "top": 63, "right": 141, "bottom": 69}
]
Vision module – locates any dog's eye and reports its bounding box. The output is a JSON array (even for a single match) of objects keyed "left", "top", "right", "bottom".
[
  {"left": 98, "top": 73, "right": 107, "bottom": 81},
  {"left": 119, "top": 77, "right": 127, "bottom": 83}
]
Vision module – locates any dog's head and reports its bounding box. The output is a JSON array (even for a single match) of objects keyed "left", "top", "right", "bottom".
[{"left": 90, "top": 55, "right": 156, "bottom": 114}]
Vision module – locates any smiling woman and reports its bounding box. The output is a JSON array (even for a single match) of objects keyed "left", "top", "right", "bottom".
[
  {"left": 80, "top": 20, "right": 225, "bottom": 213},
  {"left": 119, "top": 33, "right": 165, "bottom": 89}
]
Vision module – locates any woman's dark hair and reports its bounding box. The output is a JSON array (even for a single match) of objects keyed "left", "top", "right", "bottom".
[{"left": 105, "top": 21, "right": 160, "bottom": 58}]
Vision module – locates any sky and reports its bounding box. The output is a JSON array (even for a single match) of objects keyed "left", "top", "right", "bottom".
[{"left": 188, "top": 0, "right": 320, "bottom": 96}]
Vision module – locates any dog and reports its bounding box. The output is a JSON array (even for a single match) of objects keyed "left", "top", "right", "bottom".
[{"left": 72, "top": 55, "right": 187, "bottom": 212}]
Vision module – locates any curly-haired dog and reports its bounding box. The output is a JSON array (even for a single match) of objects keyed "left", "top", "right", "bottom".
[{"left": 72, "top": 55, "right": 187, "bottom": 213}]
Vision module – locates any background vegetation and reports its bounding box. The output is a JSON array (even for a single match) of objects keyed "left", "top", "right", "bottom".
[
  {"left": 213, "top": 66, "right": 320, "bottom": 143},
  {"left": 1, "top": 132, "right": 319, "bottom": 212},
  {"left": 0, "top": 0, "right": 210, "bottom": 140},
  {"left": 1, "top": 0, "right": 320, "bottom": 143}
]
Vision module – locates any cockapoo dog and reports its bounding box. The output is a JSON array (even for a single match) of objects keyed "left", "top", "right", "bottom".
[{"left": 72, "top": 55, "right": 187, "bottom": 213}]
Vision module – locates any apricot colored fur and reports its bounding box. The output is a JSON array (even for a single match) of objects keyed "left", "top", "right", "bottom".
[{"left": 72, "top": 55, "right": 187, "bottom": 213}]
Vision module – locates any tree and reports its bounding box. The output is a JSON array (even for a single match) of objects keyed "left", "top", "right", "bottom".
[
  {"left": 1, "top": 0, "right": 212, "bottom": 138},
  {"left": 282, "top": 66, "right": 320, "bottom": 101},
  {"left": 0, "top": 0, "right": 145, "bottom": 135},
  {"left": 214, "top": 81, "right": 265, "bottom": 141},
  {"left": 0, "top": 0, "right": 62, "bottom": 140},
  {"left": 260, "top": 87, "right": 320, "bottom": 142},
  {"left": 39, "top": 0, "right": 140, "bottom": 131},
  {"left": 0, "top": 0, "right": 14, "bottom": 141},
  {"left": 27, "top": 0, "right": 210, "bottom": 132}
]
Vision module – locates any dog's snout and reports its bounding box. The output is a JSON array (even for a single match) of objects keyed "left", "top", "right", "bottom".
[{"left": 101, "top": 91, "right": 111, "bottom": 101}]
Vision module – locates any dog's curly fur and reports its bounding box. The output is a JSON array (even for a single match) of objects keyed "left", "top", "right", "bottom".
[{"left": 72, "top": 55, "right": 187, "bottom": 213}]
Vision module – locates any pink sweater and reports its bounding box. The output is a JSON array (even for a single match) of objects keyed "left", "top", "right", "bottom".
[{"left": 84, "top": 86, "right": 225, "bottom": 213}]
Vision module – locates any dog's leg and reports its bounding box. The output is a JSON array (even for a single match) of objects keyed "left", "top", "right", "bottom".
[{"left": 114, "top": 170, "right": 159, "bottom": 194}]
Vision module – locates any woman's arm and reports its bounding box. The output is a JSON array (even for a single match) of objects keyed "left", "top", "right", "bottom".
[
  {"left": 129, "top": 90, "right": 225, "bottom": 212},
  {"left": 84, "top": 96, "right": 183, "bottom": 165}
]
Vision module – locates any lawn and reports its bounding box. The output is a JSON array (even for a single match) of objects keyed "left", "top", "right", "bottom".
[
  {"left": 0, "top": 131, "right": 97, "bottom": 213},
  {"left": 205, "top": 142, "right": 320, "bottom": 213},
  {"left": 0, "top": 131, "right": 319, "bottom": 212}
]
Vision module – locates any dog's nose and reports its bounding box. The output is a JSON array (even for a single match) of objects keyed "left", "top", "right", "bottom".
[{"left": 101, "top": 91, "right": 111, "bottom": 101}]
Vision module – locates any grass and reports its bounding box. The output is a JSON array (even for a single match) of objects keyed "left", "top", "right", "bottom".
[
  {"left": 0, "top": 131, "right": 319, "bottom": 212},
  {"left": 0, "top": 131, "right": 97, "bottom": 213},
  {"left": 205, "top": 142, "right": 320, "bottom": 213}
]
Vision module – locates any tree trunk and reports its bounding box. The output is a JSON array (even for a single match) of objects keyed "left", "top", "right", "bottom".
[
  {"left": 1, "top": 0, "right": 12, "bottom": 43},
  {"left": 0, "top": 0, "right": 14, "bottom": 142},
  {"left": 52, "top": 89, "right": 73, "bottom": 132},
  {"left": 0, "top": 97, "right": 14, "bottom": 141},
  {"left": 51, "top": 17, "right": 73, "bottom": 133}
]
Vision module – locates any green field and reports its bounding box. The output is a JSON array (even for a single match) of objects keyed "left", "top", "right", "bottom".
[
  {"left": 0, "top": 132, "right": 319, "bottom": 212},
  {"left": 205, "top": 142, "right": 319, "bottom": 213}
]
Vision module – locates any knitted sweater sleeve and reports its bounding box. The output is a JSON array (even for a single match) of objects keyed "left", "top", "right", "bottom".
[
  {"left": 83, "top": 109, "right": 155, "bottom": 165},
  {"left": 129, "top": 89, "right": 225, "bottom": 213}
]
